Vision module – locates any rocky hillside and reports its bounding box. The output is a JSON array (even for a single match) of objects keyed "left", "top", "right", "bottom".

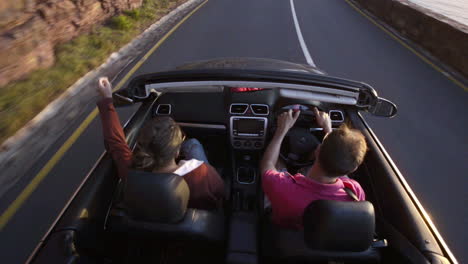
[{"left": 0, "top": 0, "right": 142, "bottom": 87}]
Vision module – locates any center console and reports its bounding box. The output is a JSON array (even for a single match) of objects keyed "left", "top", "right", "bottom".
[
  {"left": 227, "top": 150, "right": 261, "bottom": 264},
  {"left": 227, "top": 104, "right": 270, "bottom": 264}
]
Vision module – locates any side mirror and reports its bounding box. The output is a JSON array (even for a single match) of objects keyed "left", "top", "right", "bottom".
[
  {"left": 112, "top": 92, "right": 134, "bottom": 107},
  {"left": 369, "top": 97, "right": 397, "bottom": 117}
]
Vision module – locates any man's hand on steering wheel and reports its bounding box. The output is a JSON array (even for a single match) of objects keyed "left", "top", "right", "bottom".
[
  {"left": 276, "top": 109, "right": 301, "bottom": 136},
  {"left": 260, "top": 109, "right": 300, "bottom": 174},
  {"left": 313, "top": 107, "right": 332, "bottom": 135}
]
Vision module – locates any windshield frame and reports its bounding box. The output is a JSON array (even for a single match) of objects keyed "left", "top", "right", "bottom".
[{"left": 118, "top": 69, "right": 379, "bottom": 109}]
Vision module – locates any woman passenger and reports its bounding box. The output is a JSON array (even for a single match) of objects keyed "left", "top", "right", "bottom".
[{"left": 96, "top": 77, "right": 225, "bottom": 210}]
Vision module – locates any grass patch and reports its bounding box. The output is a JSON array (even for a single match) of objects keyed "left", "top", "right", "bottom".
[{"left": 0, "top": 0, "right": 184, "bottom": 144}]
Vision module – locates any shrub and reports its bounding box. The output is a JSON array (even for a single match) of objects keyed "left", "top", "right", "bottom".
[
  {"left": 125, "top": 9, "right": 141, "bottom": 20},
  {"left": 111, "top": 15, "right": 134, "bottom": 30}
]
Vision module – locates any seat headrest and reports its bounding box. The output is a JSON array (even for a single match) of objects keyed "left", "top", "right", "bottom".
[
  {"left": 303, "top": 200, "right": 375, "bottom": 252},
  {"left": 123, "top": 170, "right": 189, "bottom": 223}
]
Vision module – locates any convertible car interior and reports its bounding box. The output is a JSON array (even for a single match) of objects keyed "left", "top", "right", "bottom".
[{"left": 27, "top": 69, "right": 453, "bottom": 264}]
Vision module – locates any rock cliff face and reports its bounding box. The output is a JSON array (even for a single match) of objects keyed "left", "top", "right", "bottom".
[{"left": 0, "top": 0, "right": 143, "bottom": 87}]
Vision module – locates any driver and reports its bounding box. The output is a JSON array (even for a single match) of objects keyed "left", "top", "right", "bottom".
[
  {"left": 96, "top": 77, "right": 225, "bottom": 210},
  {"left": 260, "top": 108, "right": 367, "bottom": 229}
]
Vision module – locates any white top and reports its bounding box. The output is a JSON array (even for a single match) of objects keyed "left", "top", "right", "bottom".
[{"left": 173, "top": 159, "right": 204, "bottom": 176}]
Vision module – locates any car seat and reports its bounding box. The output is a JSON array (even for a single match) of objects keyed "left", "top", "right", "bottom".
[
  {"left": 262, "top": 200, "right": 380, "bottom": 263},
  {"left": 106, "top": 170, "right": 225, "bottom": 243}
]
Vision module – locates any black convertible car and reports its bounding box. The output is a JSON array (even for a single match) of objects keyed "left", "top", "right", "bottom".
[{"left": 27, "top": 58, "right": 456, "bottom": 264}]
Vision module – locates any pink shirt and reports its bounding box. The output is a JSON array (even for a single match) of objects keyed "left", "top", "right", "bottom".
[{"left": 262, "top": 169, "right": 366, "bottom": 229}]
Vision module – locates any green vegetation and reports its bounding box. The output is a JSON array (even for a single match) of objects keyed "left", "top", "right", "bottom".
[
  {"left": 111, "top": 15, "right": 135, "bottom": 30},
  {"left": 0, "top": 0, "right": 183, "bottom": 144}
]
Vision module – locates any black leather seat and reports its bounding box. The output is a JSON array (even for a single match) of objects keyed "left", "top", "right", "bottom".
[
  {"left": 107, "top": 171, "right": 225, "bottom": 243},
  {"left": 262, "top": 200, "right": 379, "bottom": 263}
]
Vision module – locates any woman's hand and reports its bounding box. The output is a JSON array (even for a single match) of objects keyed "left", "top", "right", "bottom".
[
  {"left": 313, "top": 107, "right": 332, "bottom": 134},
  {"left": 97, "top": 77, "right": 112, "bottom": 99},
  {"left": 276, "top": 109, "right": 300, "bottom": 136}
]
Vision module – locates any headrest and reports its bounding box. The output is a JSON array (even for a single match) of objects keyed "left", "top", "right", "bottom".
[
  {"left": 303, "top": 200, "right": 374, "bottom": 252},
  {"left": 123, "top": 170, "right": 189, "bottom": 223}
]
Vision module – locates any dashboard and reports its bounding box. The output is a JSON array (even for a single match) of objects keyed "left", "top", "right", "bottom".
[{"left": 152, "top": 88, "right": 347, "bottom": 150}]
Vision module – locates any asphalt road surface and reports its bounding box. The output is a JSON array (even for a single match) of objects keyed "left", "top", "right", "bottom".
[{"left": 1, "top": 0, "right": 467, "bottom": 263}]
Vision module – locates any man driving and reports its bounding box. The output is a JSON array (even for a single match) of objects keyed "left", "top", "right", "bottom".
[{"left": 260, "top": 107, "right": 367, "bottom": 229}]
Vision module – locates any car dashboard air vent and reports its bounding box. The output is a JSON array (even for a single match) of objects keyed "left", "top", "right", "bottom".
[
  {"left": 156, "top": 104, "right": 171, "bottom": 115},
  {"left": 251, "top": 104, "right": 269, "bottom": 115},
  {"left": 329, "top": 110, "right": 344, "bottom": 122},
  {"left": 230, "top": 104, "right": 249, "bottom": 114}
]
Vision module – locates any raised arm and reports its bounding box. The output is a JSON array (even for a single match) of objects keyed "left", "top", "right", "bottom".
[
  {"left": 260, "top": 109, "right": 300, "bottom": 175},
  {"left": 96, "top": 77, "right": 132, "bottom": 179}
]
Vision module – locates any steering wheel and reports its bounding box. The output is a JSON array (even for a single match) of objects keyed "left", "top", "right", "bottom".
[{"left": 274, "top": 108, "right": 322, "bottom": 168}]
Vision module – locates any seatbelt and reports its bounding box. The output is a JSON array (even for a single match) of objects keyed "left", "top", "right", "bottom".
[{"left": 343, "top": 187, "right": 359, "bottom": 201}]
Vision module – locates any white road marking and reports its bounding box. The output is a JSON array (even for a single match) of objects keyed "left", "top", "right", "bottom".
[{"left": 290, "top": 0, "right": 316, "bottom": 67}]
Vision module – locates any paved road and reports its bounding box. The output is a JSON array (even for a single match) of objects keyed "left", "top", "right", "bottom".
[{"left": 1, "top": 0, "right": 467, "bottom": 263}]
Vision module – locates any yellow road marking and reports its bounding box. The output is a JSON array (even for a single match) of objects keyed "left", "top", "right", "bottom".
[
  {"left": 344, "top": 0, "right": 468, "bottom": 91},
  {"left": 0, "top": 0, "right": 209, "bottom": 231}
]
